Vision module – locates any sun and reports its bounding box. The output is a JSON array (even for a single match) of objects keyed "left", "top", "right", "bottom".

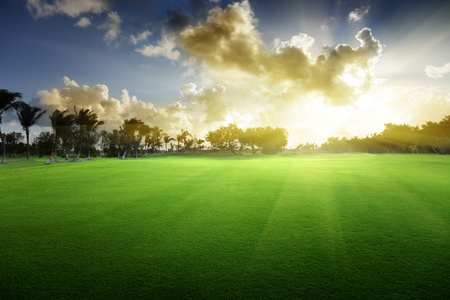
[{"left": 340, "top": 65, "right": 366, "bottom": 87}]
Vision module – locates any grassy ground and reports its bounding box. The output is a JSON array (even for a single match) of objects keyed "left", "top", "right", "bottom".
[{"left": 1, "top": 154, "right": 449, "bottom": 298}]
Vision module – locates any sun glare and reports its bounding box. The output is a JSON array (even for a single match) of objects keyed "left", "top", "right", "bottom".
[{"left": 340, "top": 65, "right": 366, "bottom": 87}]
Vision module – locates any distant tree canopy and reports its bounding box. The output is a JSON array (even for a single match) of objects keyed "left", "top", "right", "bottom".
[
  {"left": 206, "top": 123, "right": 288, "bottom": 155},
  {"left": 317, "top": 115, "right": 450, "bottom": 154}
]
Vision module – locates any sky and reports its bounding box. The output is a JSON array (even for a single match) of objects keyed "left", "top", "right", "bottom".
[{"left": 1, "top": 0, "right": 450, "bottom": 146}]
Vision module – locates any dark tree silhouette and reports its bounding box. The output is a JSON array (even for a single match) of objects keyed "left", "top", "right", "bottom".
[
  {"left": 163, "top": 133, "right": 175, "bottom": 152},
  {"left": 0, "top": 89, "right": 25, "bottom": 163},
  {"left": 49, "top": 109, "right": 76, "bottom": 161},
  {"left": 120, "top": 118, "right": 144, "bottom": 159},
  {"left": 74, "top": 108, "right": 103, "bottom": 161},
  {"left": 17, "top": 104, "right": 46, "bottom": 159}
]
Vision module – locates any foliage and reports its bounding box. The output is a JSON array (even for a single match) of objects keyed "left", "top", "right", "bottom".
[
  {"left": 206, "top": 123, "right": 243, "bottom": 155},
  {"left": 0, "top": 89, "right": 25, "bottom": 163},
  {"left": 318, "top": 115, "right": 450, "bottom": 154},
  {"left": 31, "top": 131, "right": 54, "bottom": 157},
  {"left": 16, "top": 103, "right": 46, "bottom": 159}
]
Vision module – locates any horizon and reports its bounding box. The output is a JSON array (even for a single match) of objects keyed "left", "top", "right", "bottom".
[{"left": 1, "top": 0, "right": 450, "bottom": 147}]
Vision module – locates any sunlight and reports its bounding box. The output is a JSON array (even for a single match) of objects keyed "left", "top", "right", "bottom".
[{"left": 340, "top": 65, "right": 366, "bottom": 87}]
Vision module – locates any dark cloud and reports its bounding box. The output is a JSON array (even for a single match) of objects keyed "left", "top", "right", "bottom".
[{"left": 165, "top": 6, "right": 192, "bottom": 33}]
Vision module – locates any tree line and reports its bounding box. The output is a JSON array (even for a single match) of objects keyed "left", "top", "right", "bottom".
[
  {"left": 300, "top": 116, "right": 449, "bottom": 154},
  {"left": 1, "top": 89, "right": 450, "bottom": 163}
]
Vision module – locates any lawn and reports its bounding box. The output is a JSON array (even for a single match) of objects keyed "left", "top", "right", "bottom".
[{"left": 1, "top": 154, "right": 449, "bottom": 298}]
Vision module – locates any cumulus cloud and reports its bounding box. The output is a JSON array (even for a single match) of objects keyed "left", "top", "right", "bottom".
[
  {"left": 178, "top": 1, "right": 383, "bottom": 105},
  {"left": 36, "top": 77, "right": 191, "bottom": 135},
  {"left": 179, "top": 83, "right": 231, "bottom": 123},
  {"left": 347, "top": 6, "right": 370, "bottom": 23},
  {"left": 136, "top": 33, "right": 180, "bottom": 60},
  {"left": 74, "top": 17, "right": 91, "bottom": 28},
  {"left": 26, "top": 0, "right": 108, "bottom": 18},
  {"left": 99, "top": 11, "right": 121, "bottom": 43},
  {"left": 129, "top": 30, "right": 152, "bottom": 45},
  {"left": 180, "top": 0, "right": 264, "bottom": 75},
  {"left": 425, "top": 62, "right": 450, "bottom": 79}
]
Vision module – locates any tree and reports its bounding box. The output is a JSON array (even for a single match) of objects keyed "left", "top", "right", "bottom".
[
  {"left": 0, "top": 89, "right": 25, "bottom": 163},
  {"left": 120, "top": 118, "right": 144, "bottom": 159},
  {"left": 177, "top": 129, "right": 192, "bottom": 153},
  {"left": 84, "top": 114, "right": 104, "bottom": 159},
  {"left": 258, "top": 127, "right": 288, "bottom": 154},
  {"left": 163, "top": 133, "right": 175, "bottom": 152},
  {"left": 16, "top": 104, "right": 46, "bottom": 159},
  {"left": 49, "top": 109, "right": 76, "bottom": 160},
  {"left": 240, "top": 127, "right": 262, "bottom": 154},
  {"left": 420, "top": 116, "right": 450, "bottom": 154},
  {"left": 145, "top": 126, "right": 163, "bottom": 155},
  {"left": 205, "top": 123, "right": 243, "bottom": 155},
  {"left": 73, "top": 108, "right": 103, "bottom": 160},
  {"left": 5, "top": 132, "right": 24, "bottom": 158},
  {"left": 32, "top": 131, "right": 54, "bottom": 157}
]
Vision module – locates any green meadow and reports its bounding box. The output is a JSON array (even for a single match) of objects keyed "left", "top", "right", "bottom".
[{"left": 1, "top": 154, "right": 449, "bottom": 298}]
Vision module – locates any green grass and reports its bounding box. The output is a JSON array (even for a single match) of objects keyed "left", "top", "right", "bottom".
[{"left": 1, "top": 154, "right": 449, "bottom": 298}]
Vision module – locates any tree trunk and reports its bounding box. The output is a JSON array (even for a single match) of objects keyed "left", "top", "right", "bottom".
[
  {"left": 26, "top": 128, "right": 30, "bottom": 159},
  {"left": 75, "top": 134, "right": 83, "bottom": 160},
  {"left": 63, "top": 146, "right": 69, "bottom": 160},
  {"left": 52, "top": 132, "right": 58, "bottom": 161},
  {"left": 1, "top": 128, "right": 6, "bottom": 163},
  {"left": 121, "top": 146, "right": 127, "bottom": 160}
]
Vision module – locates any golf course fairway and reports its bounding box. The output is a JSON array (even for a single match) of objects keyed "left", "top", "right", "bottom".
[{"left": 1, "top": 154, "right": 449, "bottom": 298}]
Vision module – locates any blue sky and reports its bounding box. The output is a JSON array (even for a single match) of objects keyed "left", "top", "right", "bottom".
[{"left": 1, "top": 0, "right": 449, "bottom": 145}]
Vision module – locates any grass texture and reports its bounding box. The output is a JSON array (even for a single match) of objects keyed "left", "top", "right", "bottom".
[{"left": 1, "top": 154, "right": 449, "bottom": 298}]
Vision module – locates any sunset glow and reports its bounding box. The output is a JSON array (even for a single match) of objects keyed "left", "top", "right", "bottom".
[{"left": 1, "top": 0, "right": 449, "bottom": 147}]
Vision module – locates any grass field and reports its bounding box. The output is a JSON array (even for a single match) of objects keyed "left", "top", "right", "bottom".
[{"left": 1, "top": 154, "right": 449, "bottom": 298}]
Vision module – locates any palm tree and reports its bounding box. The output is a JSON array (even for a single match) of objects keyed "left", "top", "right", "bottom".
[
  {"left": 16, "top": 104, "right": 46, "bottom": 159},
  {"left": 163, "top": 133, "right": 175, "bottom": 153},
  {"left": 74, "top": 107, "right": 103, "bottom": 161},
  {"left": 0, "top": 89, "right": 25, "bottom": 163},
  {"left": 85, "top": 116, "right": 104, "bottom": 160},
  {"left": 178, "top": 129, "right": 192, "bottom": 153},
  {"left": 119, "top": 118, "right": 144, "bottom": 159},
  {"left": 49, "top": 109, "right": 76, "bottom": 161}
]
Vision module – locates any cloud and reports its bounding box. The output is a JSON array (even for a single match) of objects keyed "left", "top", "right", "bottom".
[
  {"left": 166, "top": 6, "right": 192, "bottom": 33},
  {"left": 180, "top": 0, "right": 265, "bottom": 75},
  {"left": 135, "top": 33, "right": 180, "bottom": 60},
  {"left": 321, "top": 17, "right": 336, "bottom": 32},
  {"left": 425, "top": 62, "right": 450, "bottom": 79},
  {"left": 74, "top": 17, "right": 91, "bottom": 28},
  {"left": 99, "top": 11, "right": 122, "bottom": 43},
  {"left": 26, "top": 0, "right": 108, "bottom": 18},
  {"left": 35, "top": 77, "right": 192, "bottom": 135},
  {"left": 179, "top": 83, "right": 231, "bottom": 123},
  {"left": 129, "top": 30, "right": 152, "bottom": 45},
  {"left": 178, "top": 1, "right": 383, "bottom": 105},
  {"left": 347, "top": 6, "right": 370, "bottom": 23}
]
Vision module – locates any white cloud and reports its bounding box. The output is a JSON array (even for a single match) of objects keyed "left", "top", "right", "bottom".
[
  {"left": 99, "top": 11, "right": 122, "bottom": 43},
  {"left": 347, "top": 6, "right": 370, "bottom": 23},
  {"left": 136, "top": 34, "right": 180, "bottom": 60},
  {"left": 26, "top": 0, "right": 108, "bottom": 18},
  {"left": 74, "top": 17, "right": 91, "bottom": 28},
  {"left": 129, "top": 30, "right": 153, "bottom": 45},
  {"left": 425, "top": 62, "right": 450, "bottom": 79},
  {"left": 273, "top": 33, "right": 315, "bottom": 55},
  {"left": 36, "top": 77, "right": 192, "bottom": 136}
]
